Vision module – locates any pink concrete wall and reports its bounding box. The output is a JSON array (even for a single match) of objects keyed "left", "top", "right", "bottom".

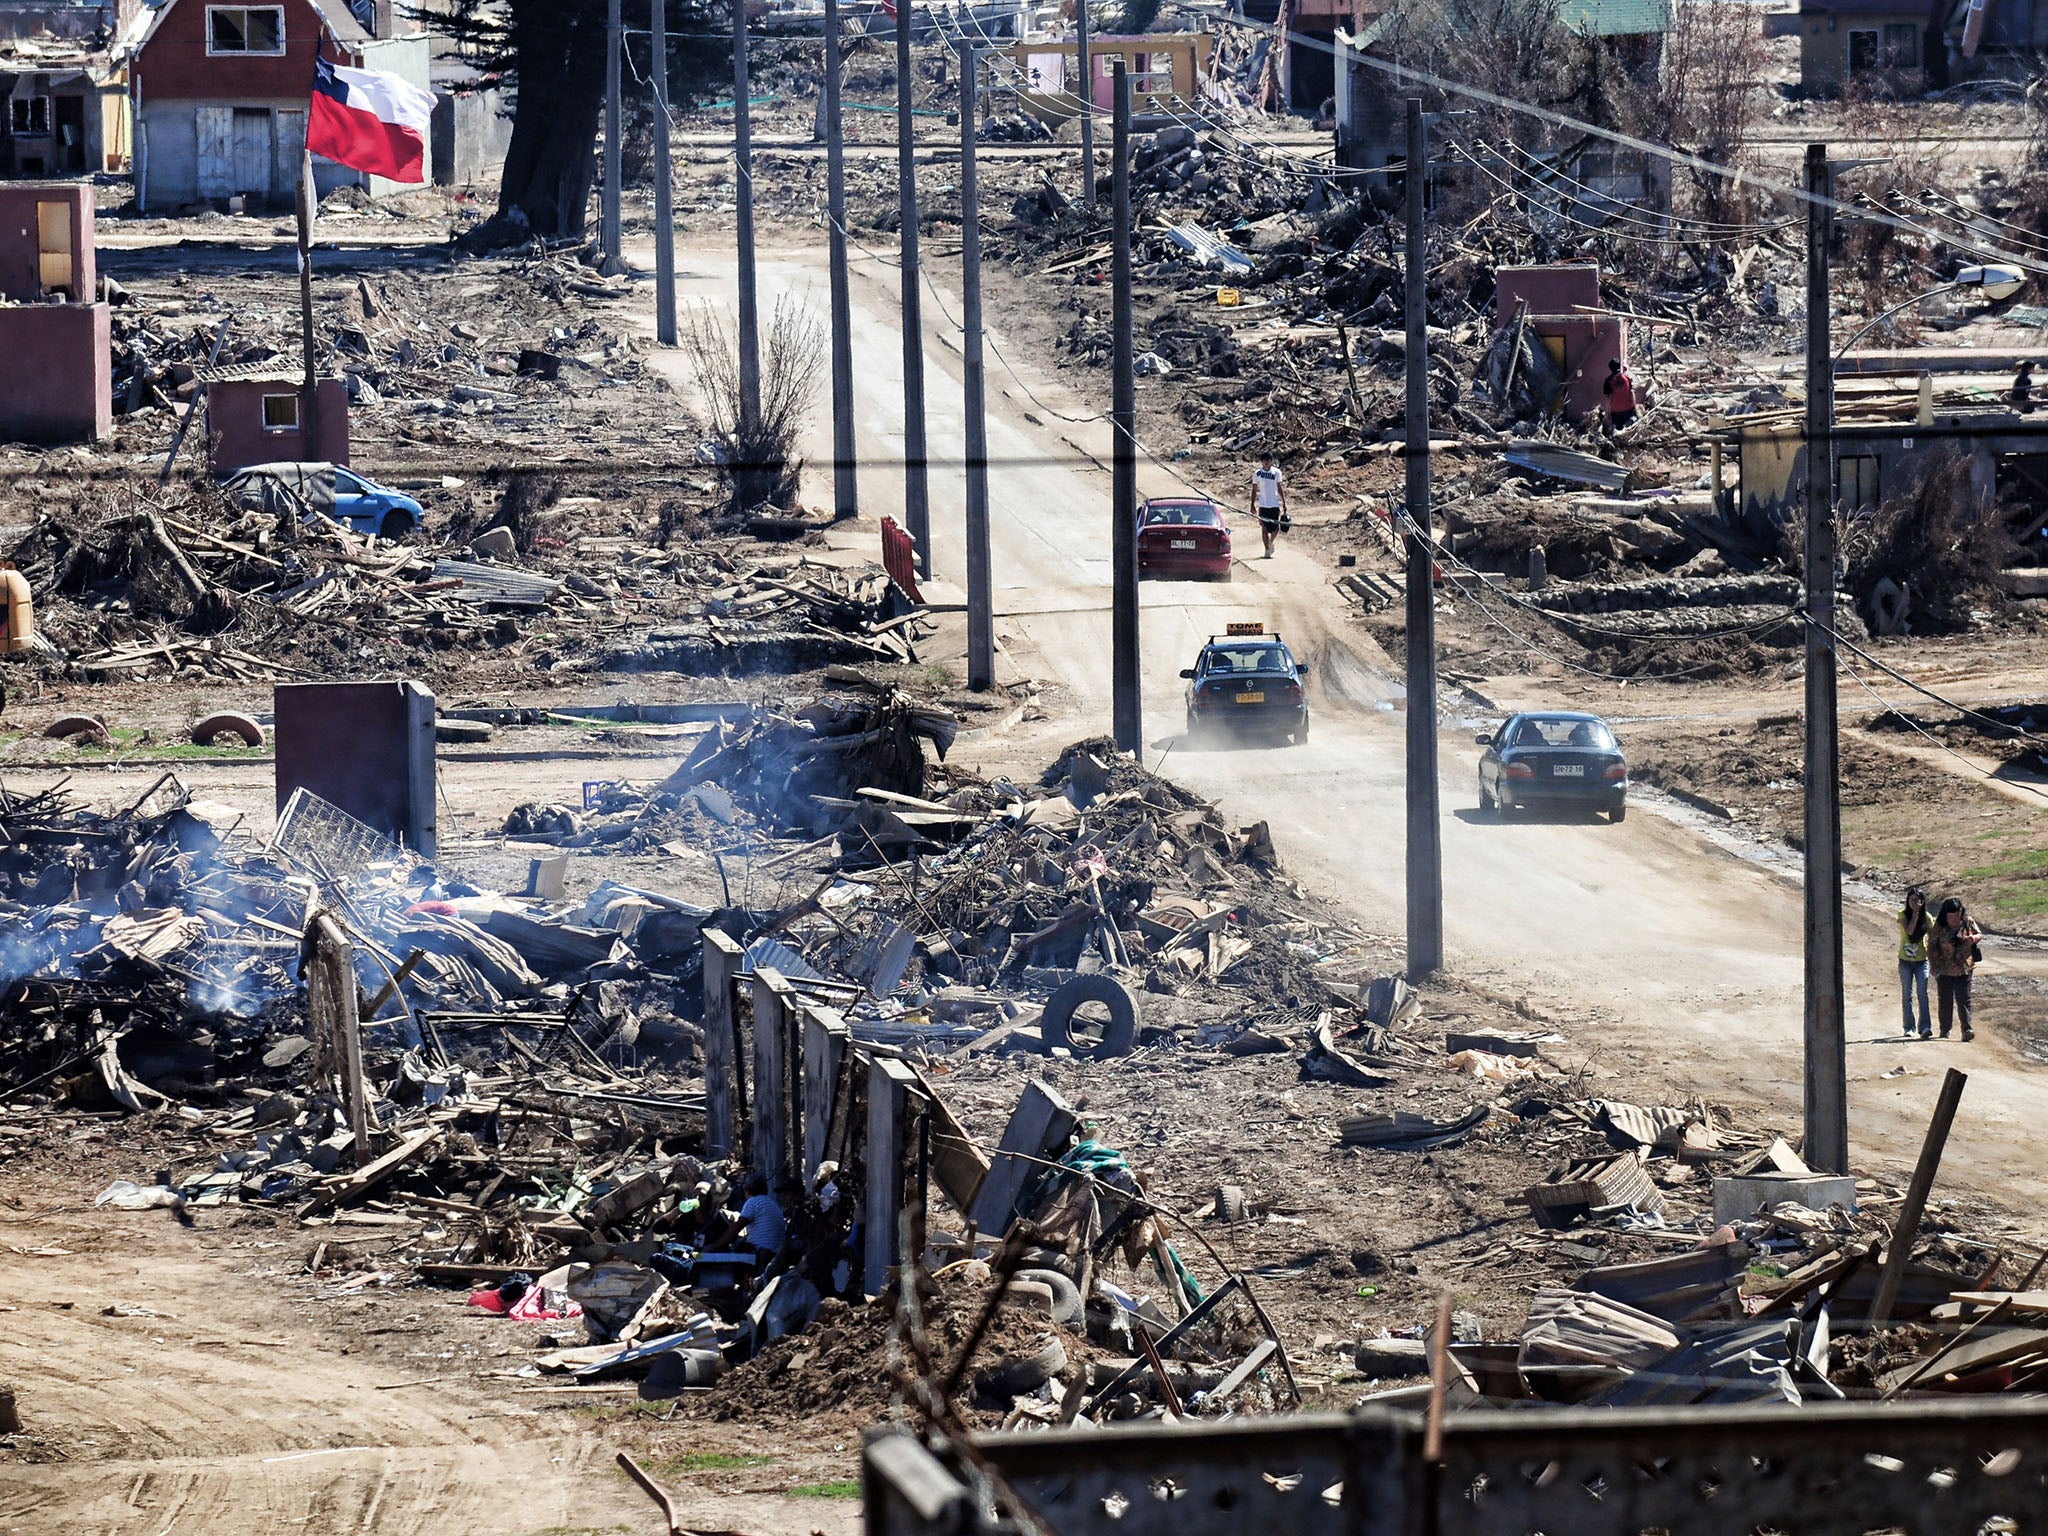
[
  {"left": 0, "top": 301, "right": 111, "bottom": 441},
  {"left": 0, "top": 182, "right": 95, "bottom": 302},
  {"left": 1495, "top": 263, "right": 1601, "bottom": 323},
  {"left": 206, "top": 378, "right": 350, "bottom": 473}
]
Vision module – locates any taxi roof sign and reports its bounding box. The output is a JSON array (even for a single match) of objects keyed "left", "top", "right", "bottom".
[{"left": 1225, "top": 621, "right": 1265, "bottom": 635}]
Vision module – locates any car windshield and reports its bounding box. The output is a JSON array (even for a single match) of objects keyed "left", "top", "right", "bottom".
[
  {"left": 1144, "top": 502, "right": 1219, "bottom": 527},
  {"left": 335, "top": 470, "right": 366, "bottom": 493},
  {"left": 1512, "top": 716, "right": 1616, "bottom": 750},
  {"left": 1208, "top": 646, "right": 1288, "bottom": 674}
]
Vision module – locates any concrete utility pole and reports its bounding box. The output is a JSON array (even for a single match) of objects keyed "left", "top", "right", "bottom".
[
  {"left": 651, "top": 0, "right": 676, "bottom": 345},
  {"left": 895, "top": 0, "right": 931, "bottom": 575},
  {"left": 960, "top": 44, "right": 994, "bottom": 690},
  {"left": 602, "top": 0, "right": 621, "bottom": 269},
  {"left": 1803, "top": 140, "right": 1848, "bottom": 1176},
  {"left": 1075, "top": 0, "right": 1096, "bottom": 210},
  {"left": 825, "top": 0, "right": 858, "bottom": 520},
  {"left": 1403, "top": 97, "right": 1443, "bottom": 980},
  {"left": 1110, "top": 62, "right": 1139, "bottom": 755},
  {"left": 734, "top": 0, "right": 761, "bottom": 435}
]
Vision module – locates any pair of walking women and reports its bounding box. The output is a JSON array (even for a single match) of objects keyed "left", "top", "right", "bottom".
[{"left": 1897, "top": 888, "right": 1982, "bottom": 1041}]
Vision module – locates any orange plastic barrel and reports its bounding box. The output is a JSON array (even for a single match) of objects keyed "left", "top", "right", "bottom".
[{"left": 0, "top": 568, "right": 32, "bottom": 654}]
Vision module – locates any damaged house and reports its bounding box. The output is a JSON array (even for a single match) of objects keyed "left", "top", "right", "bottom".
[
  {"left": 123, "top": 0, "right": 430, "bottom": 211},
  {"left": 1777, "top": 0, "right": 2048, "bottom": 92}
]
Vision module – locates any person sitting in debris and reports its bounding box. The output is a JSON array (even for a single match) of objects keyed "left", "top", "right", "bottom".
[
  {"left": 1897, "top": 887, "right": 1933, "bottom": 1040},
  {"left": 1602, "top": 357, "right": 1637, "bottom": 432},
  {"left": 1928, "top": 897, "right": 1982, "bottom": 1042},
  {"left": 1251, "top": 452, "right": 1288, "bottom": 559},
  {"left": 734, "top": 1172, "right": 788, "bottom": 1266},
  {"left": 2013, "top": 360, "right": 2036, "bottom": 413}
]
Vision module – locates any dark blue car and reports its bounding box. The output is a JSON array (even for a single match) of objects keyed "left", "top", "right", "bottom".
[{"left": 1477, "top": 711, "right": 1628, "bottom": 822}]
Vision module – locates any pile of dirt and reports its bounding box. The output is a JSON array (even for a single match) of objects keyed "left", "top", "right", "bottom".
[{"left": 690, "top": 1275, "right": 1093, "bottom": 1430}]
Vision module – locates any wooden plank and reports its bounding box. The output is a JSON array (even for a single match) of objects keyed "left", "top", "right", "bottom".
[
  {"left": 701, "top": 929, "right": 742, "bottom": 1159},
  {"left": 800, "top": 1003, "right": 850, "bottom": 1178},
  {"left": 864, "top": 1057, "right": 918, "bottom": 1296},
  {"left": 967, "top": 1079, "right": 1078, "bottom": 1236},
  {"left": 906, "top": 1061, "right": 992, "bottom": 1217},
  {"left": 1871, "top": 1067, "right": 1967, "bottom": 1329},
  {"left": 1212, "top": 1338, "right": 1279, "bottom": 1401},
  {"left": 298, "top": 1126, "right": 444, "bottom": 1217},
  {"left": 750, "top": 968, "right": 794, "bottom": 1184}
]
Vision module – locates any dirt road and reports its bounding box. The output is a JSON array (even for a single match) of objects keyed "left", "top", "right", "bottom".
[{"left": 652, "top": 236, "right": 2048, "bottom": 1198}]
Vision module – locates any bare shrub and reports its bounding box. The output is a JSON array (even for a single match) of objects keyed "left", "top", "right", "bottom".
[
  {"left": 1840, "top": 447, "right": 2015, "bottom": 633},
  {"left": 1630, "top": 3, "right": 1770, "bottom": 234},
  {"left": 679, "top": 293, "right": 825, "bottom": 516}
]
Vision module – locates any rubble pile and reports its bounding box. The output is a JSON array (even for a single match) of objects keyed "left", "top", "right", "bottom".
[{"left": 2, "top": 489, "right": 925, "bottom": 689}]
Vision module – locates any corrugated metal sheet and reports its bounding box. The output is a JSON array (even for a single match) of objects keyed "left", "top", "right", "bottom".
[
  {"left": 1501, "top": 440, "right": 1633, "bottom": 491},
  {"left": 429, "top": 559, "right": 565, "bottom": 607},
  {"left": 1167, "top": 222, "right": 1256, "bottom": 274}
]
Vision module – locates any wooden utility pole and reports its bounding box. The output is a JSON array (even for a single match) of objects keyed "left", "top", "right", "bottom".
[
  {"left": 895, "top": 0, "right": 931, "bottom": 575},
  {"left": 651, "top": 0, "right": 676, "bottom": 345},
  {"left": 825, "top": 0, "right": 858, "bottom": 519},
  {"left": 734, "top": 0, "right": 761, "bottom": 434},
  {"left": 1869, "top": 1068, "right": 1966, "bottom": 1329},
  {"left": 1804, "top": 140, "right": 1847, "bottom": 1174},
  {"left": 1075, "top": 0, "right": 1096, "bottom": 210},
  {"left": 960, "top": 44, "right": 993, "bottom": 690},
  {"left": 1110, "top": 62, "right": 1139, "bottom": 754},
  {"left": 295, "top": 149, "right": 321, "bottom": 461},
  {"left": 602, "top": 0, "right": 621, "bottom": 269},
  {"left": 1403, "top": 97, "right": 1442, "bottom": 980}
]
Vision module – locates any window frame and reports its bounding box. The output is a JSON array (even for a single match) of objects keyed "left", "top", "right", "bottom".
[
  {"left": 205, "top": 5, "right": 288, "bottom": 57},
  {"left": 260, "top": 392, "right": 302, "bottom": 433},
  {"left": 1847, "top": 27, "right": 1880, "bottom": 71},
  {"left": 1882, "top": 22, "right": 1920, "bottom": 67}
]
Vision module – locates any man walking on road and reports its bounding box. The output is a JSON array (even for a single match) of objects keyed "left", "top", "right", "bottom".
[{"left": 1252, "top": 452, "right": 1288, "bottom": 559}]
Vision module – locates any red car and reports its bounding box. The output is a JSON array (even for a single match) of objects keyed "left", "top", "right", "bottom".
[{"left": 1136, "top": 497, "right": 1232, "bottom": 581}]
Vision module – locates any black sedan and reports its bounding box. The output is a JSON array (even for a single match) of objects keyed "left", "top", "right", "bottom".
[
  {"left": 1477, "top": 711, "right": 1627, "bottom": 822},
  {"left": 1181, "top": 626, "right": 1310, "bottom": 745}
]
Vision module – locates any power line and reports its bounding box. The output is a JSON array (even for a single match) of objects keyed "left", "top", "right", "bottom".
[
  {"left": 1831, "top": 640, "right": 2048, "bottom": 804},
  {"left": 1806, "top": 612, "right": 2048, "bottom": 755}
]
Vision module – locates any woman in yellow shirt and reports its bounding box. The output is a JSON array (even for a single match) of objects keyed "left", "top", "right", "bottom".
[{"left": 1897, "top": 887, "right": 1932, "bottom": 1039}]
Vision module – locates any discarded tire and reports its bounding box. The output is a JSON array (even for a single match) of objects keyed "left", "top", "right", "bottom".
[
  {"left": 1013, "top": 1267, "right": 1086, "bottom": 1329},
  {"left": 43, "top": 714, "right": 106, "bottom": 745},
  {"left": 190, "top": 711, "right": 265, "bottom": 749},
  {"left": 1042, "top": 973, "right": 1137, "bottom": 1058},
  {"left": 977, "top": 1337, "right": 1067, "bottom": 1398},
  {"left": 640, "top": 1346, "right": 723, "bottom": 1397},
  {"left": 1870, "top": 577, "right": 1909, "bottom": 636}
]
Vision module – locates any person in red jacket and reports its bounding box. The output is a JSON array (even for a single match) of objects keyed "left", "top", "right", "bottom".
[{"left": 1603, "top": 357, "right": 1637, "bottom": 431}]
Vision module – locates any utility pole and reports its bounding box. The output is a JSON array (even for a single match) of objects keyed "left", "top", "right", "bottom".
[
  {"left": 1110, "top": 62, "right": 1139, "bottom": 754},
  {"left": 602, "top": 0, "right": 621, "bottom": 270},
  {"left": 825, "top": 0, "right": 858, "bottom": 520},
  {"left": 960, "top": 44, "right": 994, "bottom": 690},
  {"left": 651, "top": 0, "right": 676, "bottom": 345},
  {"left": 295, "top": 149, "right": 321, "bottom": 463},
  {"left": 1803, "top": 140, "right": 1848, "bottom": 1176},
  {"left": 1403, "top": 97, "right": 1442, "bottom": 980},
  {"left": 1075, "top": 0, "right": 1095, "bottom": 210},
  {"left": 734, "top": 0, "right": 761, "bottom": 434},
  {"left": 895, "top": 0, "right": 931, "bottom": 575}
]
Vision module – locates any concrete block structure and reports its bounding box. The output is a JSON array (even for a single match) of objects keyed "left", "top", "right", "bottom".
[
  {"left": 0, "top": 177, "right": 109, "bottom": 442},
  {"left": 198, "top": 361, "right": 348, "bottom": 473},
  {"left": 1495, "top": 264, "right": 1628, "bottom": 424}
]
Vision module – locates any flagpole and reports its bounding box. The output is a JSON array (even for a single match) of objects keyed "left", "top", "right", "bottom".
[{"left": 296, "top": 145, "right": 320, "bottom": 468}]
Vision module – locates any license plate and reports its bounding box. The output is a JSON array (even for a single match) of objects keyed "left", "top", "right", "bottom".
[
  {"left": 1236, "top": 691, "right": 1265, "bottom": 704},
  {"left": 1552, "top": 763, "right": 1584, "bottom": 777},
  {"left": 1170, "top": 539, "right": 1198, "bottom": 550}
]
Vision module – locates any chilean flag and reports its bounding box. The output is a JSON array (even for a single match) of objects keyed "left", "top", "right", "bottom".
[{"left": 308, "top": 56, "right": 434, "bottom": 184}]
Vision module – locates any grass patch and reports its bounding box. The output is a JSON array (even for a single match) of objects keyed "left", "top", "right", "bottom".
[
  {"left": 785, "top": 1479, "right": 861, "bottom": 1500},
  {"left": 645, "top": 1450, "right": 777, "bottom": 1476},
  {"left": 1984, "top": 884, "right": 2048, "bottom": 920},
  {"left": 1961, "top": 848, "right": 2048, "bottom": 881}
]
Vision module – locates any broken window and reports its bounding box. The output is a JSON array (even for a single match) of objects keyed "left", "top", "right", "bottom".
[
  {"left": 1848, "top": 28, "right": 1879, "bottom": 71},
  {"left": 262, "top": 393, "right": 301, "bottom": 432},
  {"left": 9, "top": 95, "right": 49, "bottom": 135},
  {"left": 1883, "top": 22, "right": 1920, "bottom": 66},
  {"left": 207, "top": 6, "right": 286, "bottom": 54}
]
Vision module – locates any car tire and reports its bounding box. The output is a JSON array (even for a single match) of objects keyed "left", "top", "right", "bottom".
[
  {"left": 1042, "top": 973, "right": 1138, "bottom": 1059},
  {"left": 1012, "top": 1268, "right": 1087, "bottom": 1329},
  {"left": 379, "top": 510, "right": 415, "bottom": 540},
  {"left": 1478, "top": 776, "right": 1495, "bottom": 814},
  {"left": 1610, "top": 800, "right": 1627, "bottom": 824},
  {"left": 977, "top": 1338, "right": 1067, "bottom": 1399}
]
